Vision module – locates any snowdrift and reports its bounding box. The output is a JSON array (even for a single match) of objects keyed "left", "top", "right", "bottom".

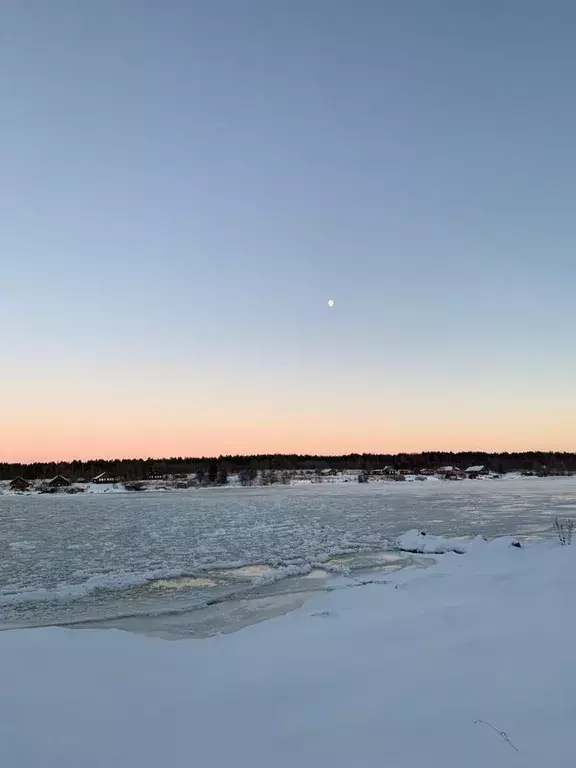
[{"left": 395, "top": 529, "right": 520, "bottom": 554}]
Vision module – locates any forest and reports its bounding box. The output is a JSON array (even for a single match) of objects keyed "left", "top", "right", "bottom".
[{"left": 1, "top": 451, "right": 575, "bottom": 482}]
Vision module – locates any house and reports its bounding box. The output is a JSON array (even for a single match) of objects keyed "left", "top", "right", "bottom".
[
  {"left": 465, "top": 465, "right": 489, "bottom": 478},
  {"left": 48, "top": 475, "right": 71, "bottom": 488},
  {"left": 439, "top": 466, "right": 462, "bottom": 479},
  {"left": 10, "top": 476, "right": 30, "bottom": 491},
  {"left": 146, "top": 470, "right": 165, "bottom": 481},
  {"left": 320, "top": 468, "right": 338, "bottom": 476},
  {"left": 91, "top": 471, "right": 120, "bottom": 485}
]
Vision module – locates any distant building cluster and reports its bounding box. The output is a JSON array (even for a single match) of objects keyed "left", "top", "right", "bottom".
[
  {"left": 5, "top": 464, "right": 491, "bottom": 493},
  {"left": 3, "top": 460, "right": 571, "bottom": 494},
  {"left": 357, "top": 465, "right": 492, "bottom": 482},
  {"left": 6, "top": 469, "right": 191, "bottom": 494}
]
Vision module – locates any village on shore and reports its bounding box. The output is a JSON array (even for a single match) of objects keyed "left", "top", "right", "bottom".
[{"left": 2, "top": 463, "right": 572, "bottom": 495}]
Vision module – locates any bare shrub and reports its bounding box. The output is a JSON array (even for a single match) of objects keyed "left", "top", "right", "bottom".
[
  {"left": 553, "top": 516, "right": 574, "bottom": 545},
  {"left": 474, "top": 720, "right": 519, "bottom": 752},
  {"left": 239, "top": 468, "right": 257, "bottom": 487}
]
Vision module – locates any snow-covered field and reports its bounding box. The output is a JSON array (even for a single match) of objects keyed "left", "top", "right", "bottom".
[
  {"left": 1, "top": 478, "right": 575, "bottom": 635},
  {"left": 2, "top": 532, "right": 575, "bottom": 767}
]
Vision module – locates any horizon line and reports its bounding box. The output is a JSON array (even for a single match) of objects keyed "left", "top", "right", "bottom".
[{"left": 2, "top": 448, "right": 576, "bottom": 466}]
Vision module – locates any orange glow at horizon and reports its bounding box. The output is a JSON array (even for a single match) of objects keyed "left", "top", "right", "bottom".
[
  {"left": 2, "top": 358, "right": 575, "bottom": 463},
  {"left": 2, "top": 406, "right": 575, "bottom": 463}
]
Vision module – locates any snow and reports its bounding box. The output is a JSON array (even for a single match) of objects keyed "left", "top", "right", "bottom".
[
  {"left": 1, "top": 533, "right": 575, "bottom": 767},
  {"left": 83, "top": 482, "right": 126, "bottom": 493},
  {"left": 396, "top": 528, "right": 496, "bottom": 554}
]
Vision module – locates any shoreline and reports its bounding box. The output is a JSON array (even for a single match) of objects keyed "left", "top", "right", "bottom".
[
  {"left": 0, "top": 548, "right": 421, "bottom": 637},
  {"left": 2, "top": 470, "right": 573, "bottom": 497}
]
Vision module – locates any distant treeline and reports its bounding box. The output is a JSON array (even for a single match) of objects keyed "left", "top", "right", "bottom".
[{"left": 1, "top": 451, "right": 575, "bottom": 482}]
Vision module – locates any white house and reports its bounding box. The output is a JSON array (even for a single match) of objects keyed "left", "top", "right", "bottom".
[{"left": 465, "top": 465, "right": 488, "bottom": 476}]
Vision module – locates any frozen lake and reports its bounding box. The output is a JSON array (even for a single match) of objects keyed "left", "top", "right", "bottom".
[{"left": 1, "top": 477, "right": 575, "bottom": 638}]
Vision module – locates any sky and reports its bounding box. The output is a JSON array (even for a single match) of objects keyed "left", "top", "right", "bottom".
[{"left": 1, "top": 0, "right": 575, "bottom": 461}]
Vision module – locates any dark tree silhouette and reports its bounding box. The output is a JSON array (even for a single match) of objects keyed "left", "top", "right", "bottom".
[{"left": 1, "top": 451, "right": 575, "bottom": 482}]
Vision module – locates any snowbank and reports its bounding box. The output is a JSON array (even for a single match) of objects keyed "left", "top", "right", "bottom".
[
  {"left": 397, "top": 528, "right": 477, "bottom": 553},
  {"left": 1, "top": 535, "right": 574, "bottom": 767},
  {"left": 397, "top": 529, "right": 524, "bottom": 555},
  {"left": 395, "top": 528, "right": 497, "bottom": 554}
]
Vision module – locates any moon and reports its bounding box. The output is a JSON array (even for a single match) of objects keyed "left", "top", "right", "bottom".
[{"left": 328, "top": 299, "right": 334, "bottom": 307}]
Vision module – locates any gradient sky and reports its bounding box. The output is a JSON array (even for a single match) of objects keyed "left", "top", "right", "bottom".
[{"left": 2, "top": 1, "right": 575, "bottom": 461}]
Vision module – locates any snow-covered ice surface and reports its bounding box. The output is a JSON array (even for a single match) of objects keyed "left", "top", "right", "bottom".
[
  {"left": 0, "top": 478, "right": 575, "bottom": 636},
  {"left": 2, "top": 534, "right": 576, "bottom": 767}
]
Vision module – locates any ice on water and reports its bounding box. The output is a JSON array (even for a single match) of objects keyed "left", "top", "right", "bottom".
[{"left": 0, "top": 478, "right": 574, "bottom": 634}]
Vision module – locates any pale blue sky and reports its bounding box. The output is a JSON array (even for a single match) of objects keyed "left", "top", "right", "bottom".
[{"left": 1, "top": 1, "right": 575, "bottom": 459}]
